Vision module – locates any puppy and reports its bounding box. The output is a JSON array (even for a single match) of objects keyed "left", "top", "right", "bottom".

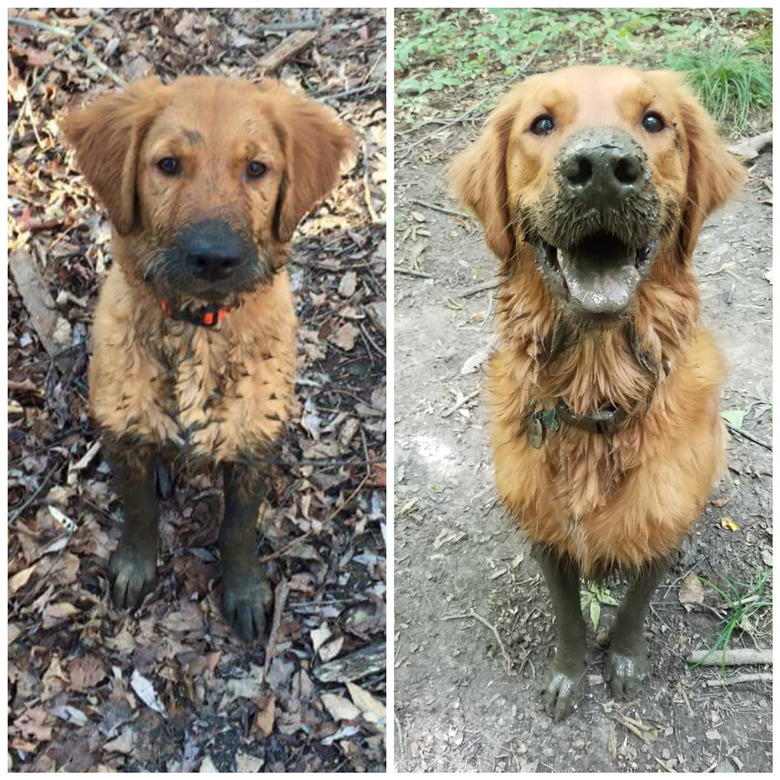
[
  {"left": 452, "top": 66, "right": 744, "bottom": 717},
  {"left": 63, "top": 76, "right": 354, "bottom": 641}
]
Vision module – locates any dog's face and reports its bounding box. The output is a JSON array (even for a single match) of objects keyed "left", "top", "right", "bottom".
[
  {"left": 452, "top": 66, "right": 744, "bottom": 319},
  {"left": 63, "top": 77, "right": 354, "bottom": 310}
]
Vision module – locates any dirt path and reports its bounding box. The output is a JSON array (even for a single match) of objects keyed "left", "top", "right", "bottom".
[{"left": 393, "top": 123, "right": 772, "bottom": 771}]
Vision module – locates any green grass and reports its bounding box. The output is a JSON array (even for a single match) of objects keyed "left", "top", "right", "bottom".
[
  {"left": 665, "top": 41, "right": 772, "bottom": 131},
  {"left": 690, "top": 571, "right": 771, "bottom": 678},
  {"left": 395, "top": 8, "right": 772, "bottom": 131}
]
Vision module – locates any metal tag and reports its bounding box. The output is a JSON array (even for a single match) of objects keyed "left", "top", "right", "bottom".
[{"left": 527, "top": 415, "right": 543, "bottom": 449}]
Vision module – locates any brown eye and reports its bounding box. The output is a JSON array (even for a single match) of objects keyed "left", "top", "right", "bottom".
[
  {"left": 157, "top": 157, "right": 180, "bottom": 175},
  {"left": 531, "top": 115, "right": 555, "bottom": 136},
  {"left": 246, "top": 160, "right": 267, "bottom": 179},
  {"left": 642, "top": 112, "right": 664, "bottom": 133}
]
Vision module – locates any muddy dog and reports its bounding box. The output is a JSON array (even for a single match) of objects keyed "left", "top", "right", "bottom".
[
  {"left": 63, "top": 77, "right": 353, "bottom": 641},
  {"left": 451, "top": 66, "right": 744, "bottom": 718}
]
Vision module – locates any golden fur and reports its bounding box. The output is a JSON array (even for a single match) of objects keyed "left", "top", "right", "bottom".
[
  {"left": 62, "top": 76, "right": 353, "bottom": 463},
  {"left": 452, "top": 66, "right": 744, "bottom": 577}
]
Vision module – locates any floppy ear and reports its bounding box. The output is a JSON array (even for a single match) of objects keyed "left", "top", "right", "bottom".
[
  {"left": 61, "top": 79, "right": 166, "bottom": 235},
  {"left": 666, "top": 74, "right": 746, "bottom": 258},
  {"left": 268, "top": 84, "right": 355, "bottom": 243},
  {"left": 450, "top": 91, "right": 520, "bottom": 262}
]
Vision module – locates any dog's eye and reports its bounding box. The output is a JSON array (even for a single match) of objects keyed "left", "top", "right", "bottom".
[
  {"left": 642, "top": 112, "right": 664, "bottom": 133},
  {"left": 157, "top": 157, "right": 180, "bottom": 175},
  {"left": 530, "top": 115, "right": 555, "bottom": 136},
  {"left": 246, "top": 160, "right": 267, "bottom": 179}
]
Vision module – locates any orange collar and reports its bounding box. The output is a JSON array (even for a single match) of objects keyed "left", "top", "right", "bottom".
[{"left": 158, "top": 299, "right": 239, "bottom": 328}]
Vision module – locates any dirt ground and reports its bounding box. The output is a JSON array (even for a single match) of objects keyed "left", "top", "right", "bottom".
[{"left": 393, "top": 74, "right": 773, "bottom": 777}]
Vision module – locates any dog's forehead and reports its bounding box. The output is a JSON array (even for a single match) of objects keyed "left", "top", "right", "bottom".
[
  {"left": 527, "top": 67, "right": 665, "bottom": 115},
  {"left": 147, "top": 81, "right": 281, "bottom": 148}
]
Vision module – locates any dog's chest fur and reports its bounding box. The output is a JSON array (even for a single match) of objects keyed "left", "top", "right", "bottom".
[{"left": 89, "top": 266, "right": 296, "bottom": 463}]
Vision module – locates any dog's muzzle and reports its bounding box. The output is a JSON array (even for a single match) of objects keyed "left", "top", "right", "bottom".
[{"left": 531, "top": 127, "right": 661, "bottom": 317}]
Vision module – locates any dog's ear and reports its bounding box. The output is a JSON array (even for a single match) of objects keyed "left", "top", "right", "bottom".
[
  {"left": 450, "top": 91, "right": 520, "bottom": 262},
  {"left": 61, "top": 79, "right": 165, "bottom": 235},
  {"left": 658, "top": 73, "right": 746, "bottom": 258},
  {"left": 267, "top": 84, "right": 355, "bottom": 244}
]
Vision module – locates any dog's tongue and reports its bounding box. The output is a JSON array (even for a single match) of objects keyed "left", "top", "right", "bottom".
[{"left": 559, "top": 248, "right": 640, "bottom": 315}]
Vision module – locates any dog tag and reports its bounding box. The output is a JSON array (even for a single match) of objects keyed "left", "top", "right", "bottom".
[{"left": 527, "top": 415, "right": 543, "bottom": 448}]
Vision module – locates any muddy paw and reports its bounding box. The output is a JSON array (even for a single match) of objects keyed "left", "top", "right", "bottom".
[
  {"left": 221, "top": 569, "right": 273, "bottom": 642},
  {"left": 108, "top": 539, "right": 157, "bottom": 609},
  {"left": 540, "top": 659, "right": 586, "bottom": 721},
  {"left": 605, "top": 647, "right": 647, "bottom": 700}
]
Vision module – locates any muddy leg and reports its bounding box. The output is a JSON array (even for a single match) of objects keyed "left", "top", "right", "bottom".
[
  {"left": 107, "top": 445, "right": 160, "bottom": 609},
  {"left": 534, "top": 546, "right": 588, "bottom": 720},
  {"left": 606, "top": 556, "right": 668, "bottom": 700},
  {"left": 219, "top": 462, "right": 273, "bottom": 642}
]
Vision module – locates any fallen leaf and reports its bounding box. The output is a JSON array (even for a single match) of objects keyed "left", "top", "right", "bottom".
[
  {"left": 130, "top": 669, "right": 166, "bottom": 717},
  {"left": 338, "top": 271, "right": 357, "bottom": 297},
  {"left": 721, "top": 516, "right": 740, "bottom": 531},
  {"left": 321, "top": 692, "right": 361, "bottom": 721},
  {"left": 319, "top": 636, "right": 345, "bottom": 662},
  {"left": 433, "top": 528, "right": 466, "bottom": 550},
  {"left": 331, "top": 322, "right": 358, "bottom": 351},
  {"left": 310, "top": 624, "right": 332, "bottom": 654},
  {"left": 678, "top": 571, "right": 705, "bottom": 610},
  {"left": 347, "top": 681, "right": 386, "bottom": 725}
]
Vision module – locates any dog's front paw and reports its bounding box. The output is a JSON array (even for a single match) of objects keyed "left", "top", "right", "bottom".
[
  {"left": 109, "top": 539, "right": 157, "bottom": 609},
  {"left": 540, "top": 658, "right": 586, "bottom": 720},
  {"left": 220, "top": 568, "right": 273, "bottom": 642},
  {"left": 605, "top": 647, "right": 648, "bottom": 701}
]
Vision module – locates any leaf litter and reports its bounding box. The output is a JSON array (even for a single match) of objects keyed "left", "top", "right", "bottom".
[{"left": 8, "top": 7, "right": 386, "bottom": 773}]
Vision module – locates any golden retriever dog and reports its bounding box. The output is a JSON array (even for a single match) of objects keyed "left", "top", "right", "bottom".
[
  {"left": 63, "top": 76, "right": 353, "bottom": 641},
  {"left": 451, "top": 65, "right": 744, "bottom": 718}
]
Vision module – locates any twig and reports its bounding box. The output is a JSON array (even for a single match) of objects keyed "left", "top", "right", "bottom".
[
  {"left": 409, "top": 199, "right": 470, "bottom": 220},
  {"left": 9, "top": 458, "right": 64, "bottom": 524},
  {"left": 8, "top": 9, "right": 118, "bottom": 153},
  {"left": 318, "top": 82, "right": 384, "bottom": 101},
  {"left": 704, "top": 671, "right": 772, "bottom": 687},
  {"left": 689, "top": 648, "right": 772, "bottom": 666},
  {"left": 360, "top": 323, "right": 386, "bottom": 358},
  {"left": 263, "top": 580, "right": 290, "bottom": 679},
  {"left": 441, "top": 389, "right": 479, "bottom": 418},
  {"left": 725, "top": 421, "right": 772, "bottom": 451},
  {"left": 442, "top": 609, "right": 513, "bottom": 672},
  {"left": 9, "top": 14, "right": 123, "bottom": 85},
  {"left": 257, "top": 29, "right": 317, "bottom": 71},
  {"left": 363, "top": 141, "right": 380, "bottom": 223},
  {"left": 257, "top": 21, "right": 323, "bottom": 32},
  {"left": 261, "top": 472, "right": 371, "bottom": 562},
  {"left": 394, "top": 267, "right": 433, "bottom": 279},
  {"left": 458, "top": 278, "right": 501, "bottom": 297}
]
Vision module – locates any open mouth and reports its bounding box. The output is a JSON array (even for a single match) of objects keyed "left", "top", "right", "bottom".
[{"left": 534, "top": 232, "right": 658, "bottom": 316}]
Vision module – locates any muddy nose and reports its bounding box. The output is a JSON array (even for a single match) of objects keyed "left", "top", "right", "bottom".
[
  {"left": 181, "top": 220, "right": 248, "bottom": 281},
  {"left": 558, "top": 129, "right": 647, "bottom": 207}
]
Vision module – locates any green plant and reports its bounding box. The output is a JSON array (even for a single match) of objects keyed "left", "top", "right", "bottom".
[
  {"left": 690, "top": 571, "right": 771, "bottom": 677},
  {"left": 664, "top": 41, "right": 772, "bottom": 131},
  {"left": 580, "top": 582, "right": 618, "bottom": 629}
]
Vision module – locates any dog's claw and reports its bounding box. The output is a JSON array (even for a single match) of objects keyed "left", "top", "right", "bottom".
[
  {"left": 108, "top": 540, "right": 157, "bottom": 609},
  {"left": 605, "top": 647, "right": 647, "bottom": 701},
  {"left": 221, "top": 570, "right": 273, "bottom": 642},
  {"left": 540, "top": 660, "right": 586, "bottom": 720}
]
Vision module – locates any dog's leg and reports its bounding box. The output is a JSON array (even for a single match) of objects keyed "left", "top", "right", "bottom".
[
  {"left": 219, "top": 462, "right": 273, "bottom": 642},
  {"left": 107, "top": 445, "right": 160, "bottom": 609},
  {"left": 534, "top": 546, "right": 588, "bottom": 720},
  {"left": 606, "top": 556, "right": 668, "bottom": 700}
]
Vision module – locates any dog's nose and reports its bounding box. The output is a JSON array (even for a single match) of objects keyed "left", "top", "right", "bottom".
[
  {"left": 558, "top": 129, "right": 646, "bottom": 207},
  {"left": 180, "top": 220, "right": 249, "bottom": 281}
]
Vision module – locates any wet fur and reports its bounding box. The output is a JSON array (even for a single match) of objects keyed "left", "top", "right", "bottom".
[
  {"left": 451, "top": 66, "right": 744, "bottom": 578},
  {"left": 63, "top": 76, "right": 354, "bottom": 464}
]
